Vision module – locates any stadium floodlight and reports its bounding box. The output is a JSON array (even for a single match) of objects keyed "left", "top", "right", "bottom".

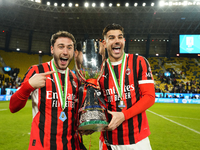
[
  {"left": 84, "top": 2, "right": 89, "bottom": 7},
  {"left": 92, "top": 3, "right": 96, "bottom": 7},
  {"left": 173, "top": 2, "right": 178, "bottom": 5},
  {"left": 182, "top": 1, "right": 188, "bottom": 6},
  {"left": 75, "top": 3, "right": 79, "bottom": 7},
  {"left": 35, "top": 0, "right": 41, "bottom": 3},
  {"left": 151, "top": 3, "right": 155, "bottom": 6},
  {"left": 69, "top": 3, "right": 72, "bottom": 7},
  {"left": 109, "top": 3, "right": 112, "bottom": 7},
  {"left": 142, "top": 3, "right": 146, "bottom": 6},
  {"left": 125, "top": 3, "right": 129, "bottom": 7},
  {"left": 164, "top": 2, "right": 168, "bottom": 6},
  {"left": 100, "top": 3, "right": 104, "bottom": 7},
  {"left": 117, "top": 3, "right": 120, "bottom": 7},
  {"left": 134, "top": 3, "right": 138, "bottom": 7},
  {"left": 61, "top": 3, "right": 65, "bottom": 7},
  {"left": 169, "top": 2, "right": 172, "bottom": 6},
  {"left": 159, "top": 1, "right": 165, "bottom": 6},
  {"left": 47, "top": 1, "right": 50, "bottom": 6},
  {"left": 54, "top": 3, "right": 58, "bottom": 6},
  {"left": 3, "top": 66, "right": 11, "bottom": 72},
  {"left": 2, "top": 66, "right": 12, "bottom": 76}
]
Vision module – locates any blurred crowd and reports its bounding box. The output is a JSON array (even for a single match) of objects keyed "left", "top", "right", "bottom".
[
  {"left": 154, "top": 70, "right": 200, "bottom": 94},
  {"left": 1, "top": 65, "right": 200, "bottom": 96},
  {"left": 0, "top": 73, "right": 22, "bottom": 95}
]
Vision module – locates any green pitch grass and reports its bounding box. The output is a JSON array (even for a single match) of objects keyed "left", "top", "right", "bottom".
[{"left": 0, "top": 100, "right": 200, "bottom": 150}]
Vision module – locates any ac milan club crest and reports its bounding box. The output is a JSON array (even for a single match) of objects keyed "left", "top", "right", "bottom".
[
  {"left": 72, "top": 80, "right": 77, "bottom": 88},
  {"left": 126, "top": 67, "right": 131, "bottom": 75}
]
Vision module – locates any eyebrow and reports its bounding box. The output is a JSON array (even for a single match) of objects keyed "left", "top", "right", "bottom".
[
  {"left": 108, "top": 34, "right": 123, "bottom": 37},
  {"left": 57, "top": 43, "right": 73, "bottom": 47}
]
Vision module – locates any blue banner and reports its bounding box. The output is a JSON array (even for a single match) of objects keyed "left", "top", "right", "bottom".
[
  {"left": 0, "top": 95, "right": 12, "bottom": 101},
  {"left": 0, "top": 88, "right": 17, "bottom": 101},
  {"left": 156, "top": 92, "right": 200, "bottom": 99},
  {"left": 1, "top": 90, "right": 200, "bottom": 103},
  {"left": 5, "top": 88, "right": 17, "bottom": 95},
  {"left": 155, "top": 98, "right": 200, "bottom": 104}
]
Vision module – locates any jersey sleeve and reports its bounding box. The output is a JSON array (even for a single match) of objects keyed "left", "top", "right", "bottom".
[
  {"left": 123, "top": 56, "right": 155, "bottom": 120},
  {"left": 9, "top": 66, "right": 36, "bottom": 113},
  {"left": 137, "top": 56, "right": 154, "bottom": 84}
]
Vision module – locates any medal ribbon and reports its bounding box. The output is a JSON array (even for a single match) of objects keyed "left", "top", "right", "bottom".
[
  {"left": 107, "top": 53, "right": 127, "bottom": 100},
  {"left": 51, "top": 59, "right": 68, "bottom": 110}
]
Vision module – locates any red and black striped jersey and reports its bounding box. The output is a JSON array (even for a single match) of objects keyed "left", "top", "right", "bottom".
[
  {"left": 99, "top": 54, "right": 155, "bottom": 145},
  {"left": 19, "top": 61, "right": 81, "bottom": 150}
]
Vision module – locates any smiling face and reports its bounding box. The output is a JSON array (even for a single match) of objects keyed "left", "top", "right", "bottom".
[
  {"left": 51, "top": 37, "right": 74, "bottom": 70},
  {"left": 103, "top": 30, "right": 125, "bottom": 62}
]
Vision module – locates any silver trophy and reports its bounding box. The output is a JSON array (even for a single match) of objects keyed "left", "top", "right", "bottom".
[{"left": 75, "top": 39, "right": 108, "bottom": 131}]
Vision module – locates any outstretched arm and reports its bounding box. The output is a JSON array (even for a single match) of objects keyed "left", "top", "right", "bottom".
[
  {"left": 9, "top": 71, "right": 55, "bottom": 113},
  {"left": 9, "top": 80, "right": 34, "bottom": 113}
]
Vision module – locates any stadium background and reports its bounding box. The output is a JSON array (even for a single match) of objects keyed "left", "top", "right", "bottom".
[
  {"left": 1, "top": 0, "right": 200, "bottom": 101},
  {"left": 0, "top": 0, "right": 200, "bottom": 150}
]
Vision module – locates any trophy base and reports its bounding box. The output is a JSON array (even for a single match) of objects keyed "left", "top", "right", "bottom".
[{"left": 78, "top": 120, "right": 108, "bottom": 131}]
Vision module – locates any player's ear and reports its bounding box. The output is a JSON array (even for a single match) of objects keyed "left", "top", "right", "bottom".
[
  {"left": 102, "top": 40, "right": 107, "bottom": 48},
  {"left": 51, "top": 46, "right": 54, "bottom": 55}
]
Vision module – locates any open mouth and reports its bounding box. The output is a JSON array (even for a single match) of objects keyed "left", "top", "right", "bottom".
[
  {"left": 112, "top": 46, "right": 121, "bottom": 53},
  {"left": 60, "top": 57, "right": 68, "bottom": 65}
]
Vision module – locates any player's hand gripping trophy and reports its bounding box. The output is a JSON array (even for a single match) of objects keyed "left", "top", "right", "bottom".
[{"left": 75, "top": 39, "right": 108, "bottom": 131}]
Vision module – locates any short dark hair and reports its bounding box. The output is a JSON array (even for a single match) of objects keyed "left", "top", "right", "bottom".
[
  {"left": 50, "top": 31, "right": 76, "bottom": 47},
  {"left": 76, "top": 42, "right": 82, "bottom": 51},
  {"left": 102, "top": 23, "right": 124, "bottom": 37}
]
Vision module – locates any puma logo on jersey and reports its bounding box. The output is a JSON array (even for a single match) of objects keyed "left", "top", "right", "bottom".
[
  {"left": 102, "top": 73, "right": 108, "bottom": 79},
  {"left": 146, "top": 72, "right": 152, "bottom": 77},
  {"left": 47, "top": 77, "right": 54, "bottom": 83}
]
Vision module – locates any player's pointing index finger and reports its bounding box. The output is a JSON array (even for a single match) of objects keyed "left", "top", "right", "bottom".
[{"left": 41, "top": 71, "right": 56, "bottom": 76}]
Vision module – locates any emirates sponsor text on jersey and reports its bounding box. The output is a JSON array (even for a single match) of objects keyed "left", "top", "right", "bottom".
[
  {"left": 102, "top": 84, "right": 134, "bottom": 102},
  {"left": 46, "top": 91, "right": 77, "bottom": 108}
]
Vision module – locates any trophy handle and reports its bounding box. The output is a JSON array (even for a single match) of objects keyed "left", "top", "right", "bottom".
[
  {"left": 75, "top": 62, "right": 86, "bottom": 82},
  {"left": 97, "top": 60, "right": 105, "bottom": 81}
]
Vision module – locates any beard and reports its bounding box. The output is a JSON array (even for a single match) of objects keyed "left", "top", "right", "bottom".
[
  {"left": 53, "top": 55, "right": 73, "bottom": 70},
  {"left": 108, "top": 50, "right": 124, "bottom": 61}
]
